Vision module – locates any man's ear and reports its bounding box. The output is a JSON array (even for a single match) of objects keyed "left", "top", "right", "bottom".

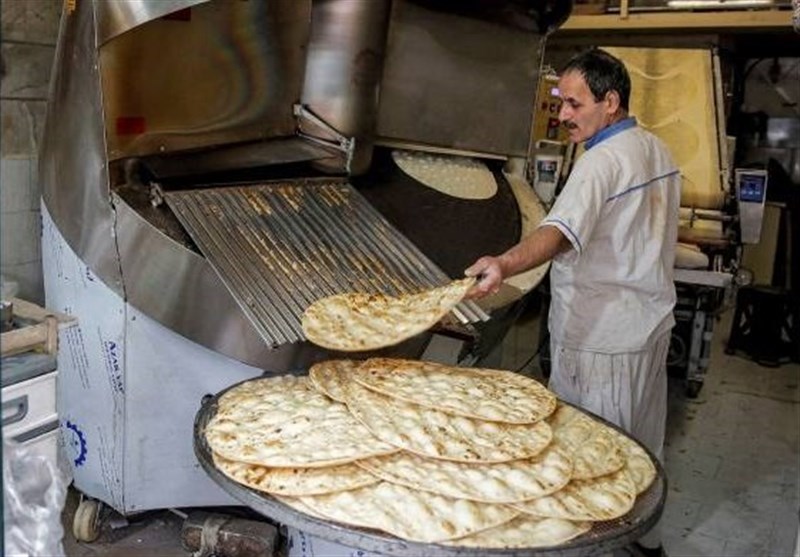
[{"left": 605, "top": 90, "right": 621, "bottom": 114}]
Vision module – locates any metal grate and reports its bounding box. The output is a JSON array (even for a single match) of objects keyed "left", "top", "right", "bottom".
[{"left": 165, "top": 180, "right": 488, "bottom": 348}]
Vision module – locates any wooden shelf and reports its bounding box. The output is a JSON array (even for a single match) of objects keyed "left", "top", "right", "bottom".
[{"left": 560, "top": 9, "right": 793, "bottom": 31}]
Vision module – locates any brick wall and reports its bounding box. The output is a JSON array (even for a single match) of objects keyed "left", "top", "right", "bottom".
[{"left": 1, "top": 0, "right": 62, "bottom": 304}]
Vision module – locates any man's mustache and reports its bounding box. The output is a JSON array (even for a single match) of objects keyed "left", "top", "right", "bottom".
[{"left": 563, "top": 121, "right": 578, "bottom": 130}]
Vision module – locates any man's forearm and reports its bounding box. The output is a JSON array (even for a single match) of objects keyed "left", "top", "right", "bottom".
[{"left": 497, "top": 225, "right": 571, "bottom": 277}]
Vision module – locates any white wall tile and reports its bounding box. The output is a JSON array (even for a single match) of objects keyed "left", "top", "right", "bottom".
[
  {"left": 0, "top": 99, "right": 47, "bottom": 156},
  {"left": 0, "top": 42, "right": 54, "bottom": 99},
  {"left": 2, "top": 259, "right": 43, "bottom": 304},
  {"left": 1, "top": 0, "right": 62, "bottom": 45},
  {"left": 0, "top": 209, "right": 40, "bottom": 266},
  {"left": 1, "top": 156, "right": 39, "bottom": 211}
]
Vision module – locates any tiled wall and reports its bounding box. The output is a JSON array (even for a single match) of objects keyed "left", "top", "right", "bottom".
[{"left": 1, "top": 0, "right": 62, "bottom": 304}]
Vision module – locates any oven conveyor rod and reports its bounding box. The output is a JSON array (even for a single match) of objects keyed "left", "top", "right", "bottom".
[{"left": 165, "top": 181, "right": 488, "bottom": 349}]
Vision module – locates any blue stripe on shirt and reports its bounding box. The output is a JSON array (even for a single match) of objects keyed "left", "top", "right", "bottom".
[
  {"left": 541, "top": 217, "right": 583, "bottom": 253},
  {"left": 605, "top": 169, "right": 680, "bottom": 202}
]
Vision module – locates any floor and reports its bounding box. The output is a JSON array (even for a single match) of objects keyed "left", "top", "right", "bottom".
[
  {"left": 496, "top": 303, "right": 800, "bottom": 557},
  {"left": 58, "top": 303, "right": 800, "bottom": 557}
]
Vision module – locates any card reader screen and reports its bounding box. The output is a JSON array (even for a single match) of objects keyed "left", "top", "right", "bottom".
[{"left": 739, "top": 174, "right": 766, "bottom": 203}]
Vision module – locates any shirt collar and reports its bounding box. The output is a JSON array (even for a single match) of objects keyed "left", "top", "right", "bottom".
[{"left": 585, "top": 116, "right": 637, "bottom": 150}]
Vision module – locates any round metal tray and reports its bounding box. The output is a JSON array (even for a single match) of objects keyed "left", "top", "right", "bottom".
[{"left": 194, "top": 378, "right": 667, "bottom": 557}]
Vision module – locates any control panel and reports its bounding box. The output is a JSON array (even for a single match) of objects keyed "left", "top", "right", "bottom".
[{"left": 734, "top": 168, "right": 768, "bottom": 244}]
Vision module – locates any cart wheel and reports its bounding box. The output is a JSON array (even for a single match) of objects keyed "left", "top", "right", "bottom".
[
  {"left": 685, "top": 380, "right": 703, "bottom": 399},
  {"left": 73, "top": 499, "right": 102, "bottom": 543}
]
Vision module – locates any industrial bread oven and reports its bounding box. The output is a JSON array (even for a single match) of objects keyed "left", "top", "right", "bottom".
[{"left": 41, "top": 0, "right": 570, "bottom": 518}]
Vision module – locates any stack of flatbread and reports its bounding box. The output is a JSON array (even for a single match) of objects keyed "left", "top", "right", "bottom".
[{"left": 204, "top": 358, "right": 657, "bottom": 549}]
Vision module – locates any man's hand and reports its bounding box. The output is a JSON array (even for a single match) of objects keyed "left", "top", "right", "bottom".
[
  {"left": 464, "top": 256, "right": 505, "bottom": 299},
  {"left": 464, "top": 225, "right": 571, "bottom": 300}
]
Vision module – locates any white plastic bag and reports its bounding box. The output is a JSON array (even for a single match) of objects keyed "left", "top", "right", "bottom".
[{"left": 3, "top": 438, "right": 70, "bottom": 557}]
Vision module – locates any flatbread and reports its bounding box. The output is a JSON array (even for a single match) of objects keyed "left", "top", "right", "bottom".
[
  {"left": 355, "top": 358, "right": 556, "bottom": 424},
  {"left": 512, "top": 468, "right": 637, "bottom": 522},
  {"left": 392, "top": 149, "right": 498, "bottom": 200},
  {"left": 342, "top": 378, "right": 553, "bottom": 463},
  {"left": 548, "top": 405, "right": 625, "bottom": 480},
  {"left": 308, "top": 359, "right": 358, "bottom": 402},
  {"left": 548, "top": 404, "right": 653, "bottom": 489},
  {"left": 301, "top": 278, "right": 475, "bottom": 352},
  {"left": 205, "top": 375, "right": 398, "bottom": 467},
  {"left": 443, "top": 515, "right": 591, "bottom": 548},
  {"left": 298, "top": 481, "right": 519, "bottom": 543},
  {"left": 272, "top": 494, "right": 333, "bottom": 521},
  {"left": 212, "top": 452, "right": 379, "bottom": 496},
  {"left": 570, "top": 427, "right": 625, "bottom": 480},
  {"left": 356, "top": 445, "right": 572, "bottom": 503},
  {"left": 607, "top": 430, "right": 657, "bottom": 495}
]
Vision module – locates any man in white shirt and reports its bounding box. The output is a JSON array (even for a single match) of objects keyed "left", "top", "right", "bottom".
[{"left": 466, "top": 48, "right": 679, "bottom": 557}]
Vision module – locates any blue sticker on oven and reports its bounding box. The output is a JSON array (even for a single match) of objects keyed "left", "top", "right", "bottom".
[{"left": 64, "top": 420, "right": 88, "bottom": 467}]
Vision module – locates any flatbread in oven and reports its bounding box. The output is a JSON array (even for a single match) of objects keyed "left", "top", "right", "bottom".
[
  {"left": 392, "top": 149, "right": 498, "bottom": 200},
  {"left": 355, "top": 358, "right": 556, "bottom": 424},
  {"left": 300, "top": 278, "right": 475, "bottom": 352}
]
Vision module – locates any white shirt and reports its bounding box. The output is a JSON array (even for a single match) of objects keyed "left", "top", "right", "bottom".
[{"left": 540, "top": 119, "right": 681, "bottom": 353}]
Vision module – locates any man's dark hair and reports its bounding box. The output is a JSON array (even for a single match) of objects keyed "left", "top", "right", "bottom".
[{"left": 562, "top": 48, "right": 631, "bottom": 111}]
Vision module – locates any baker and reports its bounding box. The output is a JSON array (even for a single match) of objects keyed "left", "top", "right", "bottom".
[{"left": 465, "top": 47, "right": 679, "bottom": 557}]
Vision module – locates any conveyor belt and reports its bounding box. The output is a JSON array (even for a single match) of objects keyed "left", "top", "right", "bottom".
[{"left": 165, "top": 180, "right": 488, "bottom": 349}]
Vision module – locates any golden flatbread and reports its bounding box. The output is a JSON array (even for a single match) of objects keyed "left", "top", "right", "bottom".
[
  {"left": 301, "top": 278, "right": 475, "bottom": 351},
  {"left": 272, "top": 494, "right": 333, "bottom": 521},
  {"left": 298, "top": 481, "right": 519, "bottom": 543},
  {"left": 607, "top": 429, "right": 657, "bottom": 495},
  {"left": 512, "top": 468, "right": 636, "bottom": 522},
  {"left": 342, "top": 378, "right": 553, "bottom": 463},
  {"left": 356, "top": 445, "right": 572, "bottom": 503},
  {"left": 205, "top": 375, "right": 398, "bottom": 467},
  {"left": 443, "top": 515, "right": 591, "bottom": 548},
  {"left": 571, "top": 427, "right": 625, "bottom": 480},
  {"left": 212, "top": 452, "right": 379, "bottom": 496},
  {"left": 355, "top": 358, "right": 556, "bottom": 424},
  {"left": 308, "top": 359, "right": 358, "bottom": 402},
  {"left": 548, "top": 404, "right": 625, "bottom": 480}
]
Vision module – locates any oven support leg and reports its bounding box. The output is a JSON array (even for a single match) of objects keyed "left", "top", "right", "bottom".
[{"left": 686, "top": 292, "right": 714, "bottom": 399}]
